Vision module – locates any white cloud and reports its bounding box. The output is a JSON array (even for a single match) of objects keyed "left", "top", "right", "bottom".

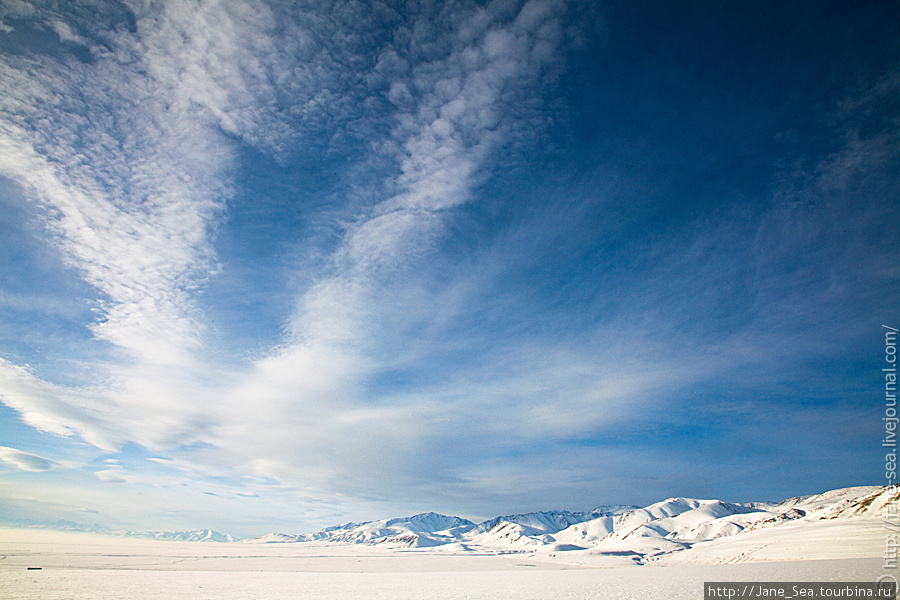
[
  {"left": 0, "top": 357, "right": 119, "bottom": 449},
  {"left": 0, "top": 0, "right": 278, "bottom": 451},
  {"left": 0, "top": 0, "right": 36, "bottom": 21},
  {"left": 285, "top": 0, "right": 566, "bottom": 347},
  {"left": 0, "top": 445, "right": 57, "bottom": 472},
  {"left": 0, "top": 0, "right": 769, "bottom": 509},
  {"left": 94, "top": 468, "right": 128, "bottom": 484},
  {"left": 48, "top": 19, "right": 86, "bottom": 45},
  {"left": 0, "top": 0, "right": 636, "bottom": 511},
  {"left": 207, "top": 0, "right": 570, "bottom": 493},
  {"left": 0, "top": 56, "right": 227, "bottom": 370}
]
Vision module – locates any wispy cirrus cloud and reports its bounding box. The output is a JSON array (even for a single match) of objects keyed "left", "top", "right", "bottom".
[
  {"left": 0, "top": 18, "right": 227, "bottom": 369},
  {"left": 0, "top": 0, "right": 574, "bottom": 494},
  {"left": 212, "top": 0, "right": 572, "bottom": 495},
  {"left": 0, "top": 1, "right": 249, "bottom": 451}
]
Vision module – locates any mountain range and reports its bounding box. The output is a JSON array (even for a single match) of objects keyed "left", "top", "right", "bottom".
[{"left": 239, "top": 484, "right": 894, "bottom": 563}]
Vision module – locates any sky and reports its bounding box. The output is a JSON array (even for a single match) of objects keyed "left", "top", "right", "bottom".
[{"left": 0, "top": 0, "right": 898, "bottom": 539}]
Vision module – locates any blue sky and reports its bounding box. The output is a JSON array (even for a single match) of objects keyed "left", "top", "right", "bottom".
[{"left": 0, "top": 0, "right": 898, "bottom": 538}]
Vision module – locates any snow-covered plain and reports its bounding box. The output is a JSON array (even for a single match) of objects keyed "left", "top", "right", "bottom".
[{"left": 1, "top": 486, "right": 892, "bottom": 599}]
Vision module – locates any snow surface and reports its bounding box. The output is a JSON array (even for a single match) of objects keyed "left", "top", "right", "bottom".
[
  {"left": 0, "top": 530, "right": 885, "bottom": 600},
  {"left": 1, "top": 558, "right": 884, "bottom": 600}
]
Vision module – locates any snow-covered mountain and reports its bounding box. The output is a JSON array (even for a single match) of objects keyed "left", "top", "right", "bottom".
[
  {"left": 534, "top": 485, "right": 895, "bottom": 563},
  {"left": 11, "top": 522, "right": 239, "bottom": 543},
  {"left": 114, "top": 529, "right": 236, "bottom": 543},
  {"left": 247, "top": 513, "right": 477, "bottom": 548},
  {"left": 243, "top": 485, "right": 896, "bottom": 562},
  {"left": 463, "top": 507, "right": 636, "bottom": 548},
  {"left": 471, "top": 508, "right": 630, "bottom": 536}
]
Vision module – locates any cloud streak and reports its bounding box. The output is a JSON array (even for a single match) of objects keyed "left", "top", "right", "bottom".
[
  {"left": 0, "top": 445, "right": 57, "bottom": 472},
  {"left": 210, "top": 0, "right": 572, "bottom": 495}
]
